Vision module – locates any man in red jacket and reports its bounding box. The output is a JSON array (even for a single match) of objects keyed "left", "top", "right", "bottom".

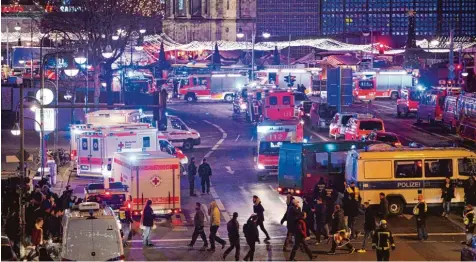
[{"left": 289, "top": 213, "right": 316, "bottom": 261}]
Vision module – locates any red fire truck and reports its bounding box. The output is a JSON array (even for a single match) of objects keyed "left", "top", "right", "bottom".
[
  {"left": 177, "top": 73, "right": 248, "bottom": 102},
  {"left": 396, "top": 86, "right": 423, "bottom": 117},
  {"left": 457, "top": 93, "right": 476, "bottom": 143},
  {"left": 353, "top": 71, "right": 413, "bottom": 102}
]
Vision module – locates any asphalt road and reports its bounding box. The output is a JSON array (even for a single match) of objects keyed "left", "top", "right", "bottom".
[{"left": 1, "top": 98, "right": 471, "bottom": 261}]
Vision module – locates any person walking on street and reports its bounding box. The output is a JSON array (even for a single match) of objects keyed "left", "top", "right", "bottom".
[
  {"left": 281, "top": 198, "right": 301, "bottom": 252},
  {"left": 188, "top": 202, "right": 208, "bottom": 249},
  {"left": 252, "top": 195, "right": 271, "bottom": 241},
  {"left": 198, "top": 158, "right": 212, "bottom": 195},
  {"left": 379, "top": 193, "right": 389, "bottom": 220},
  {"left": 358, "top": 202, "right": 377, "bottom": 253},
  {"left": 313, "top": 177, "right": 326, "bottom": 200},
  {"left": 441, "top": 176, "right": 454, "bottom": 217},
  {"left": 290, "top": 212, "right": 316, "bottom": 261},
  {"left": 328, "top": 205, "right": 356, "bottom": 255},
  {"left": 119, "top": 206, "right": 133, "bottom": 247},
  {"left": 243, "top": 215, "right": 260, "bottom": 261},
  {"left": 188, "top": 157, "right": 198, "bottom": 197},
  {"left": 347, "top": 193, "right": 360, "bottom": 239},
  {"left": 463, "top": 204, "right": 475, "bottom": 245},
  {"left": 208, "top": 201, "right": 226, "bottom": 251},
  {"left": 222, "top": 212, "right": 240, "bottom": 261},
  {"left": 372, "top": 220, "right": 395, "bottom": 261},
  {"left": 302, "top": 196, "right": 318, "bottom": 241},
  {"left": 314, "top": 197, "right": 328, "bottom": 244},
  {"left": 141, "top": 200, "right": 155, "bottom": 247},
  {"left": 413, "top": 195, "right": 428, "bottom": 241}
]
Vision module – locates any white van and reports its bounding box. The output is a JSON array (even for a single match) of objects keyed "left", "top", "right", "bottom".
[
  {"left": 346, "top": 147, "right": 476, "bottom": 215},
  {"left": 61, "top": 202, "right": 124, "bottom": 261}
]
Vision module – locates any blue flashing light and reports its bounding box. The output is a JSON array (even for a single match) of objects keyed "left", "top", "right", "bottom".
[{"left": 326, "top": 143, "right": 336, "bottom": 152}]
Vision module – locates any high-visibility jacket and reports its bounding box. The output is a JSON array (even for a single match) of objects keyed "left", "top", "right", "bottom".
[
  {"left": 346, "top": 186, "right": 360, "bottom": 201},
  {"left": 413, "top": 201, "right": 427, "bottom": 216},
  {"left": 464, "top": 210, "right": 476, "bottom": 226},
  {"left": 372, "top": 227, "right": 395, "bottom": 250}
]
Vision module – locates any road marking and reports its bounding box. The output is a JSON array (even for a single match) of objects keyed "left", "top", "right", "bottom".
[
  {"left": 250, "top": 136, "right": 254, "bottom": 142},
  {"left": 215, "top": 199, "right": 226, "bottom": 211},
  {"left": 225, "top": 166, "right": 235, "bottom": 175},
  {"left": 372, "top": 103, "right": 394, "bottom": 110},
  {"left": 209, "top": 187, "right": 219, "bottom": 199},
  {"left": 202, "top": 120, "right": 227, "bottom": 158},
  {"left": 211, "top": 145, "right": 219, "bottom": 150},
  {"left": 216, "top": 138, "right": 225, "bottom": 145},
  {"left": 168, "top": 106, "right": 177, "bottom": 110},
  {"left": 235, "top": 135, "right": 240, "bottom": 142},
  {"left": 221, "top": 211, "right": 231, "bottom": 222},
  {"left": 268, "top": 185, "right": 286, "bottom": 204}
]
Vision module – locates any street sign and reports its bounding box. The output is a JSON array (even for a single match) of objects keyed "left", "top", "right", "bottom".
[
  {"left": 448, "top": 65, "right": 455, "bottom": 71},
  {"left": 35, "top": 108, "right": 55, "bottom": 135},
  {"left": 15, "top": 150, "right": 30, "bottom": 162}
]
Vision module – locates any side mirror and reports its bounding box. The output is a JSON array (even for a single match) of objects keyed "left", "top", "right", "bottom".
[{"left": 252, "top": 148, "right": 257, "bottom": 156}]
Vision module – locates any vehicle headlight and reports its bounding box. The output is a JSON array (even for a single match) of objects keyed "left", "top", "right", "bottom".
[
  {"left": 240, "top": 104, "right": 247, "bottom": 110},
  {"left": 257, "top": 164, "right": 265, "bottom": 170}
]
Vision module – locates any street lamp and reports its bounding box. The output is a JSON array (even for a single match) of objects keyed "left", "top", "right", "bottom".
[
  {"left": 462, "top": 72, "right": 469, "bottom": 77},
  {"left": 237, "top": 28, "right": 245, "bottom": 39},
  {"left": 262, "top": 32, "right": 271, "bottom": 39},
  {"left": 430, "top": 39, "right": 440, "bottom": 46},
  {"left": 134, "top": 35, "right": 144, "bottom": 51},
  {"left": 64, "top": 63, "right": 79, "bottom": 77},
  {"left": 14, "top": 22, "right": 21, "bottom": 31},
  {"left": 237, "top": 27, "right": 271, "bottom": 80},
  {"left": 74, "top": 48, "right": 87, "bottom": 64},
  {"left": 102, "top": 45, "right": 113, "bottom": 58},
  {"left": 11, "top": 123, "right": 20, "bottom": 136},
  {"left": 112, "top": 35, "right": 119, "bottom": 41},
  {"left": 139, "top": 28, "right": 146, "bottom": 34}
]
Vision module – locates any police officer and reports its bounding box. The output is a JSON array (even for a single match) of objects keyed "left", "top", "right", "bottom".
[
  {"left": 119, "top": 204, "right": 133, "bottom": 247},
  {"left": 463, "top": 204, "right": 475, "bottom": 245},
  {"left": 372, "top": 220, "right": 395, "bottom": 261},
  {"left": 413, "top": 195, "right": 428, "bottom": 241}
]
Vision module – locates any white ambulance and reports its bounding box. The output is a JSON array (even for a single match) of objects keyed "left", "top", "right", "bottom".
[
  {"left": 77, "top": 127, "right": 175, "bottom": 177},
  {"left": 141, "top": 113, "right": 201, "bottom": 151},
  {"left": 85, "top": 109, "right": 142, "bottom": 125},
  {"left": 111, "top": 151, "right": 181, "bottom": 215},
  {"left": 70, "top": 123, "right": 151, "bottom": 161}
]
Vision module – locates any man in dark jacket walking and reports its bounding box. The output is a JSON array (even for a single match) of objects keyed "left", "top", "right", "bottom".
[
  {"left": 314, "top": 197, "right": 328, "bottom": 244},
  {"left": 119, "top": 206, "right": 133, "bottom": 247},
  {"left": 302, "top": 196, "right": 318, "bottom": 240},
  {"left": 441, "top": 176, "right": 454, "bottom": 217},
  {"left": 281, "top": 199, "right": 301, "bottom": 252},
  {"left": 222, "top": 212, "right": 240, "bottom": 261},
  {"left": 413, "top": 195, "right": 428, "bottom": 241},
  {"left": 198, "top": 158, "right": 212, "bottom": 194},
  {"left": 188, "top": 157, "right": 198, "bottom": 196},
  {"left": 141, "top": 200, "right": 155, "bottom": 247},
  {"left": 358, "top": 202, "right": 376, "bottom": 252},
  {"left": 290, "top": 213, "right": 316, "bottom": 261},
  {"left": 243, "top": 215, "right": 260, "bottom": 261},
  {"left": 313, "top": 177, "right": 326, "bottom": 200},
  {"left": 252, "top": 195, "right": 271, "bottom": 241},
  {"left": 347, "top": 193, "right": 360, "bottom": 239},
  {"left": 188, "top": 202, "right": 208, "bottom": 249},
  {"left": 379, "top": 192, "right": 389, "bottom": 220},
  {"left": 328, "top": 205, "right": 356, "bottom": 255}
]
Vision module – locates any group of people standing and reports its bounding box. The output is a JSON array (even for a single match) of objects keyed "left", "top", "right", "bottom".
[{"left": 188, "top": 157, "right": 213, "bottom": 196}]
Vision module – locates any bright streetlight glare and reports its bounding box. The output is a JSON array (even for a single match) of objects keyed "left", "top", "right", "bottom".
[{"left": 11, "top": 123, "right": 20, "bottom": 136}]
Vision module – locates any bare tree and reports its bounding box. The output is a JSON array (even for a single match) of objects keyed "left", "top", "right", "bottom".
[{"left": 41, "top": 0, "right": 162, "bottom": 105}]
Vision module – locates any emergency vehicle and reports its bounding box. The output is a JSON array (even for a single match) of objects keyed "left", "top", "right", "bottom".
[
  {"left": 353, "top": 71, "right": 413, "bottom": 101},
  {"left": 85, "top": 110, "right": 142, "bottom": 125},
  {"left": 417, "top": 87, "right": 461, "bottom": 124},
  {"left": 309, "top": 103, "right": 337, "bottom": 130},
  {"left": 84, "top": 182, "right": 130, "bottom": 211},
  {"left": 70, "top": 123, "right": 151, "bottom": 161},
  {"left": 158, "top": 115, "right": 201, "bottom": 150},
  {"left": 255, "top": 119, "right": 304, "bottom": 180},
  {"left": 457, "top": 93, "right": 476, "bottom": 143},
  {"left": 397, "top": 86, "right": 422, "bottom": 117},
  {"left": 346, "top": 147, "right": 476, "bottom": 215},
  {"left": 76, "top": 128, "right": 173, "bottom": 177},
  {"left": 177, "top": 73, "right": 248, "bottom": 102},
  {"left": 328, "top": 112, "right": 359, "bottom": 139},
  {"left": 442, "top": 95, "right": 459, "bottom": 133},
  {"left": 255, "top": 68, "right": 312, "bottom": 92},
  {"left": 344, "top": 115, "right": 385, "bottom": 141},
  {"left": 111, "top": 151, "right": 181, "bottom": 215}
]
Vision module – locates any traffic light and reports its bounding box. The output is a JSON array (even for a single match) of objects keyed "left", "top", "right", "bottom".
[
  {"left": 284, "top": 75, "right": 296, "bottom": 87},
  {"left": 378, "top": 44, "right": 385, "bottom": 55},
  {"left": 456, "top": 64, "right": 462, "bottom": 70}
]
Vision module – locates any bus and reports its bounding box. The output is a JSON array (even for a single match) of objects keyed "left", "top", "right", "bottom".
[
  {"left": 457, "top": 93, "right": 476, "bottom": 143},
  {"left": 416, "top": 87, "right": 461, "bottom": 124},
  {"left": 346, "top": 147, "right": 476, "bottom": 215}
]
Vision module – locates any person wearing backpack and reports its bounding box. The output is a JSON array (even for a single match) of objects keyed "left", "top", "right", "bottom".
[
  {"left": 252, "top": 195, "right": 271, "bottom": 241},
  {"left": 243, "top": 214, "right": 260, "bottom": 261},
  {"left": 222, "top": 212, "right": 240, "bottom": 261}
]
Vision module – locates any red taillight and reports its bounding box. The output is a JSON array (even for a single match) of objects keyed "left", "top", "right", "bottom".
[
  {"left": 127, "top": 203, "right": 131, "bottom": 209},
  {"left": 296, "top": 189, "right": 301, "bottom": 194},
  {"left": 71, "top": 150, "right": 76, "bottom": 157},
  {"left": 105, "top": 191, "right": 110, "bottom": 195},
  {"left": 134, "top": 211, "right": 139, "bottom": 215},
  {"left": 277, "top": 187, "right": 283, "bottom": 192}
]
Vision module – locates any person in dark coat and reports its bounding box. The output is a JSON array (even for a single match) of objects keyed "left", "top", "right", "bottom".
[
  {"left": 222, "top": 212, "right": 240, "bottom": 261},
  {"left": 119, "top": 205, "right": 133, "bottom": 247},
  {"left": 347, "top": 193, "right": 360, "bottom": 239},
  {"left": 188, "top": 202, "right": 208, "bottom": 249},
  {"left": 188, "top": 157, "right": 198, "bottom": 196},
  {"left": 243, "top": 215, "right": 260, "bottom": 261},
  {"left": 302, "top": 195, "right": 318, "bottom": 240},
  {"left": 372, "top": 220, "right": 395, "bottom": 261},
  {"left": 314, "top": 197, "right": 328, "bottom": 244},
  {"left": 441, "top": 176, "right": 455, "bottom": 217},
  {"left": 252, "top": 195, "right": 270, "bottom": 241},
  {"left": 289, "top": 213, "right": 315, "bottom": 261},
  {"left": 413, "top": 195, "right": 428, "bottom": 241},
  {"left": 45, "top": 208, "right": 63, "bottom": 242},
  {"left": 313, "top": 177, "right": 326, "bottom": 200},
  {"left": 379, "top": 192, "right": 389, "bottom": 220},
  {"left": 198, "top": 158, "right": 212, "bottom": 195},
  {"left": 141, "top": 200, "right": 155, "bottom": 247},
  {"left": 281, "top": 198, "right": 301, "bottom": 252},
  {"left": 465, "top": 177, "right": 476, "bottom": 212},
  {"left": 358, "top": 202, "right": 377, "bottom": 252},
  {"left": 328, "top": 205, "right": 355, "bottom": 255}
]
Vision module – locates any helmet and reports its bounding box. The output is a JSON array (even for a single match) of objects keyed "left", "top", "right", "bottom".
[{"left": 380, "top": 220, "right": 387, "bottom": 226}]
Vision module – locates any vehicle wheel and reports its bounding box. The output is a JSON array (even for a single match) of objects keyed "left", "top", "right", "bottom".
[
  {"left": 428, "top": 116, "right": 435, "bottom": 125},
  {"left": 182, "top": 139, "right": 194, "bottom": 151},
  {"left": 224, "top": 94, "right": 233, "bottom": 103},
  {"left": 390, "top": 92, "right": 399, "bottom": 100},
  {"left": 185, "top": 94, "right": 196, "bottom": 102},
  {"left": 397, "top": 111, "right": 401, "bottom": 117},
  {"left": 388, "top": 198, "right": 404, "bottom": 215}
]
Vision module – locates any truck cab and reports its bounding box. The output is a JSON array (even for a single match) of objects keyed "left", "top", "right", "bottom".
[{"left": 397, "top": 86, "right": 421, "bottom": 117}]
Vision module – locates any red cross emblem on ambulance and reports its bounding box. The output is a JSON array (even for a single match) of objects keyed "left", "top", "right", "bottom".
[{"left": 150, "top": 176, "right": 162, "bottom": 187}]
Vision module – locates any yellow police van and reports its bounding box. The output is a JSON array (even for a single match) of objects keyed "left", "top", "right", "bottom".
[{"left": 345, "top": 146, "right": 476, "bottom": 215}]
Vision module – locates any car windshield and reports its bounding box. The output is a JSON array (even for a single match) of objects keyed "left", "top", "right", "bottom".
[
  {"left": 360, "top": 121, "right": 383, "bottom": 131},
  {"left": 341, "top": 115, "right": 353, "bottom": 125},
  {"left": 259, "top": 141, "right": 283, "bottom": 155},
  {"left": 409, "top": 91, "right": 420, "bottom": 101},
  {"left": 377, "top": 134, "right": 399, "bottom": 143},
  {"left": 293, "top": 93, "right": 308, "bottom": 102}
]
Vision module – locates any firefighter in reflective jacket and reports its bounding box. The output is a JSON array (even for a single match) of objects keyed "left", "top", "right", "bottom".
[
  {"left": 463, "top": 204, "right": 475, "bottom": 245},
  {"left": 372, "top": 220, "right": 395, "bottom": 261}
]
